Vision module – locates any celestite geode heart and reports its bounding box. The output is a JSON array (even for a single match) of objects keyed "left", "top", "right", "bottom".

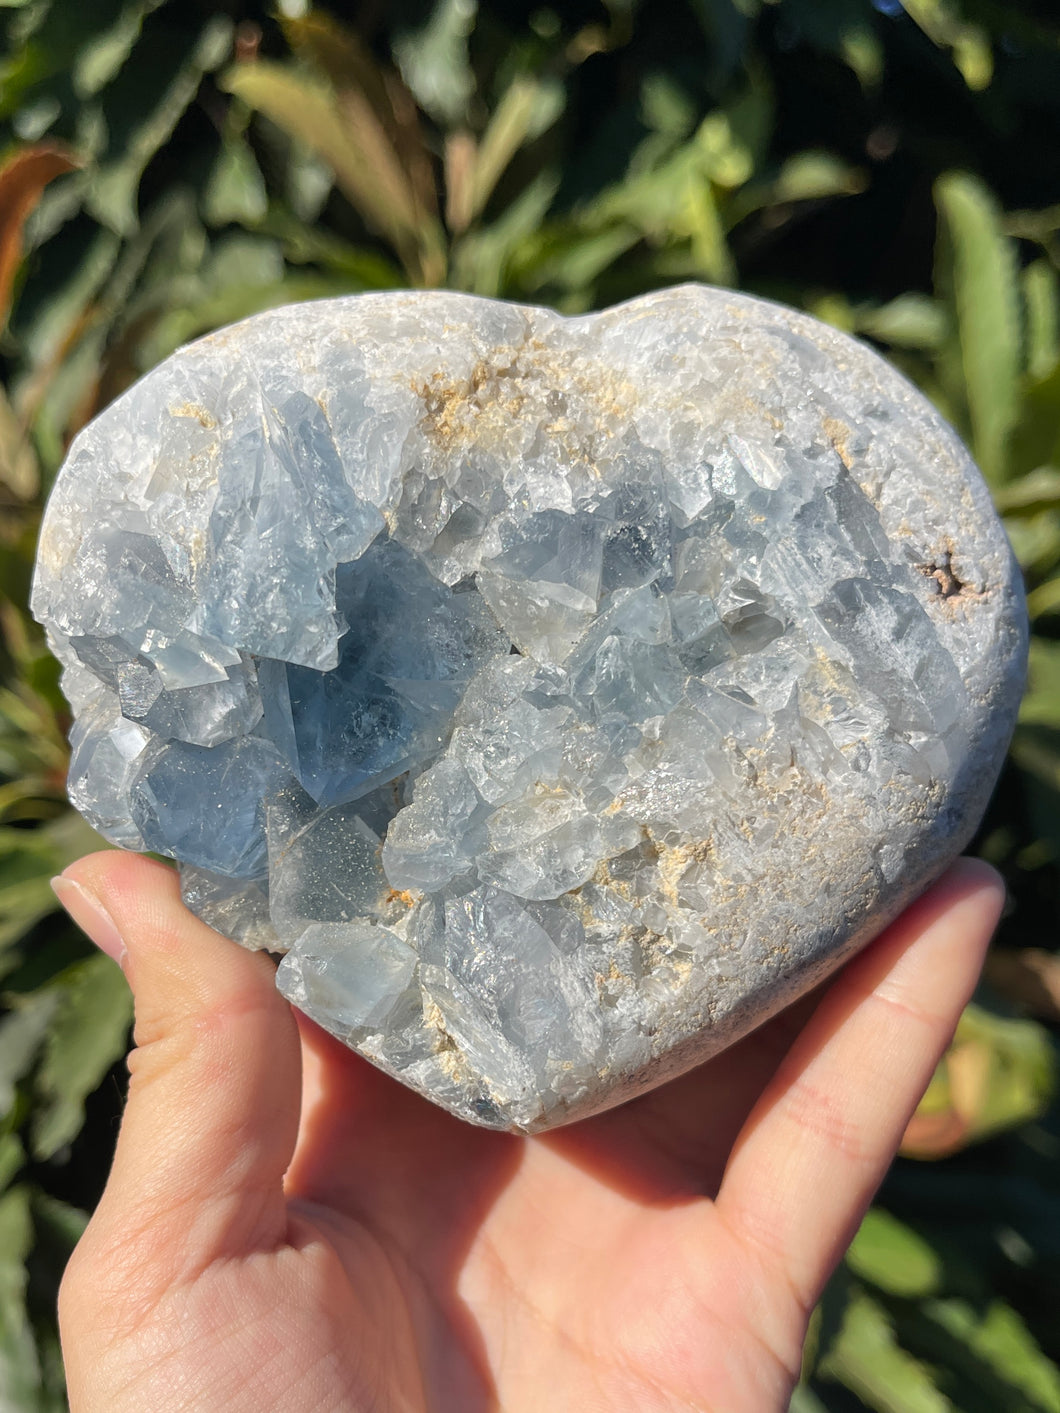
[{"left": 32, "top": 286, "right": 1027, "bottom": 1132}]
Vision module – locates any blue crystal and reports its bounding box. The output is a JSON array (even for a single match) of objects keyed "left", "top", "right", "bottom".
[
  {"left": 180, "top": 865, "right": 275, "bottom": 949},
  {"left": 268, "top": 801, "right": 387, "bottom": 935},
  {"left": 258, "top": 536, "right": 506, "bottom": 808},
  {"left": 277, "top": 920, "right": 419, "bottom": 1036},
  {"left": 130, "top": 735, "right": 294, "bottom": 877},
  {"left": 117, "top": 660, "right": 262, "bottom": 746}
]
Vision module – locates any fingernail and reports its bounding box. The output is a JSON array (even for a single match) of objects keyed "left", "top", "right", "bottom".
[{"left": 51, "top": 876, "right": 127, "bottom": 969}]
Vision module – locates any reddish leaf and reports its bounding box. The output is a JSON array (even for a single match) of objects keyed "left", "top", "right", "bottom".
[{"left": 0, "top": 144, "right": 81, "bottom": 324}]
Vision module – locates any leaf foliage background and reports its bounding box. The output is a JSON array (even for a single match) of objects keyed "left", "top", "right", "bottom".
[{"left": 0, "top": 0, "right": 1058, "bottom": 1406}]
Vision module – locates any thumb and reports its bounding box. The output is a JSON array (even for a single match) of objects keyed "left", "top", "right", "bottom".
[{"left": 52, "top": 851, "right": 301, "bottom": 1286}]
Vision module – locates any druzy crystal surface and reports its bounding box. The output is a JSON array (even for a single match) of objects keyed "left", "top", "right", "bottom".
[{"left": 33, "top": 286, "right": 1027, "bottom": 1132}]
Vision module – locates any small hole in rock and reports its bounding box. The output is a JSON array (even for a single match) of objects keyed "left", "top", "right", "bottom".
[{"left": 919, "top": 550, "right": 965, "bottom": 599}]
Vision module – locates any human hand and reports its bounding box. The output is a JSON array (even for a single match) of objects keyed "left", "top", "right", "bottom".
[{"left": 52, "top": 851, "right": 1002, "bottom": 1412}]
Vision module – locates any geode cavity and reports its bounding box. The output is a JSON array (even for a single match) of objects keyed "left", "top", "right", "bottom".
[{"left": 32, "top": 286, "right": 1027, "bottom": 1132}]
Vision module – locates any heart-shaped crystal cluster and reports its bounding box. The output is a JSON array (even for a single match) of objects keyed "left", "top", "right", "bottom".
[{"left": 33, "top": 286, "right": 1026, "bottom": 1131}]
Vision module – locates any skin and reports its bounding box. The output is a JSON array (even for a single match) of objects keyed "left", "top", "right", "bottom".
[{"left": 53, "top": 850, "right": 1003, "bottom": 1413}]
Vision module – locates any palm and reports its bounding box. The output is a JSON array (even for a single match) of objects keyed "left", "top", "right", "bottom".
[
  {"left": 282, "top": 1003, "right": 811, "bottom": 1412},
  {"left": 57, "top": 852, "right": 1000, "bottom": 1413}
]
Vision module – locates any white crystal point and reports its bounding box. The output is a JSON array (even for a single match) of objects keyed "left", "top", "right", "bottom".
[{"left": 32, "top": 285, "right": 1027, "bottom": 1133}]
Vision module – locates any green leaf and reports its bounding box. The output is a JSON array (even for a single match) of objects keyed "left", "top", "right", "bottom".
[
  {"left": 0, "top": 382, "right": 38, "bottom": 500},
  {"left": 947, "top": 1003, "right": 1056, "bottom": 1143},
  {"left": 726, "top": 148, "right": 865, "bottom": 230},
  {"left": 807, "top": 292, "right": 856, "bottom": 333},
  {"left": 846, "top": 1209, "right": 943, "bottom": 1298},
  {"left": 0, "top": 1185, "right": 38, "bottom": 1407},
  {"left": 559, "top": 108, "right": 770, "bottom": 292},
  {"left": 262, "top": 211, "right": 402, "bottom": 286},
  {"left": 1023, "top": 260, "right": 1059, "bottom": 383},
  {"left": 934, "top": 171, "right": 1021, "bottom": 482},
  {"left": 223, "top": 59, "right": 445, "bottom": 284},
  {"left": 995, "top": 467, "right": 1060, "bottom": 517},
  {"left": 856, "top": 294, "right": 947, "bottom": 351},
  {"left": 722, "top": 78, "right": 773, "bottom": 174},
  {"left": 0, "top": 1132, "right": 23, "bottom": 1192},
  {"left": 0, "top": 0, "right": 122, "bottom": 119},
  {"left": 640, "top": 74, "right": 696, "bottom": 141},
  {"left": 1020, "top": 640, "right": 1060, "bottom": 729},
  {"left": 39, "top": 810, "right": 109, "bottom": 872},
  {"left": 31, "top": 1190, "right": 87, "bottom": 1253},
  {"left": 468, "top": 75, "right": 564, "bottom": 223},
  {"left": 687, "top": 0, "right": 756, "bottom": 89},
  {"left": 841, "top": 23, "right": 884, "bottom": 87},
  {"left": 932, "top": 1299, "right": 1060, "bottom": 1410},
  {"left": 394, "top": 0, "right": 477, "bottom": 129},
  {"left": 14, "top": 223, "right": 120, "bottom": 376},
  {"left": 694, "top": 110, "right": 754, "bottom": 189},
  {"left": 72, "top": 0, "right": 167, "bottom": 99},
  {"left": 1005, "top": 204, "right": 1060, "bottom": 246},
  {"left": 281, "top": 10, "right": 439, "bottom": 234},
  {"left": 20, "top": 190, "right": 210, "bottom": 453},
  {"left": 902, "top": 0, "right": 993, "bottom": 89},
  {"left": 25, "top": 188, "right": 203, "bottom": 449},
  {"left": 581, "top": 146, "right": 696, "bottom": 236},
  {"left": 1004, "top": 511, "right": 1060, "bottom": 581},
  {"left": 1009, "top": 359, "right": 1060, "bottom": 481},
  {"left": 0, "top": 991, "right": 59, "bottom": 1118},
  {"left": 86, "top": 16, "right": 234, "bottom": 236},
  {"left": 451, "top": 168, "right": 559, "bottom": 297},
  {"left": 202, "top": 134, "right": 268, "bottom": 228},
  {"left": 516, "top": 221, "right": 641, "bottom": 302},
  {"left": 1011, "top": 723, "right": 1060, "bottom": 861},
  {"left": 0, "top": 863, "right": 60, "bottom": 957},
  {"left": 771, "top": 149, "right": 866, "bottom": 203},
  {"left": 790, "top": 1385, "right": 831, "bottom": 1412},
  {"left": 31, "top": 951, "right": 132, "bottom": 1160},
  {"left": 29, "top": 1191, "right": 88, "bottom": 1339},
  {"left": 1026, "top": 576, "right": 1060, "bottom": 620},
  {"left": 201, "top": 232, "right": 284, "bottom": 293},
  {"left": 664, "top": 170, "right": 734, "bottom": 285},
  {"left": 894, "top": 1297, "right": 1060, "bottom": 1413},
  {"left": 144, "top": 271, "right": 360, "bottom": 367},
  {"left": 817, "top": 1285, "right": 951, "bottom": 1412}
]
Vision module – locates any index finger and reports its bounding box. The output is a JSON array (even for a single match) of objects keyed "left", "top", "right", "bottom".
[{"left": 715, "top": 858, "right": 1003, "bottom": 1323}]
